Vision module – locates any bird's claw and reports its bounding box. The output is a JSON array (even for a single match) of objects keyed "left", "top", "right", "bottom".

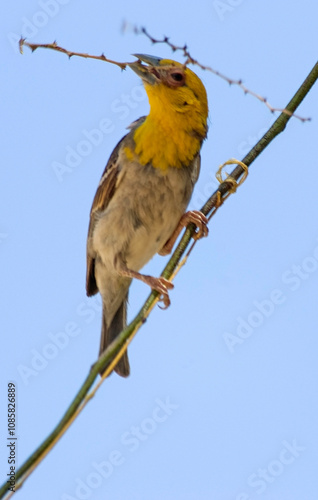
[
  {"left": 149, "top": 276, "right": 174, "bottom": 309},
  {"left": 181, "top": 210, "right": 209, "bottom": 240}
]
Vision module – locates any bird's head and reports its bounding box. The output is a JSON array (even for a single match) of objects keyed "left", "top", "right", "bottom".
[{"left": 129, "top": 54, "right": 208, "bottom": 139}]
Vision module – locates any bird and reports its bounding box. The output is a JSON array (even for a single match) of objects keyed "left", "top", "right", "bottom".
[{"left": 86, "top": 54, "right": 209, "bottom": 377}]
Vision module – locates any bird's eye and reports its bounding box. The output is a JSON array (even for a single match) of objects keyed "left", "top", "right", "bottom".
[
  {"left": 167, "top": 69, "right": 185, "bottom": 87},
  {"left": 171, "top": 72, "right": 183, "bottom": 82}
]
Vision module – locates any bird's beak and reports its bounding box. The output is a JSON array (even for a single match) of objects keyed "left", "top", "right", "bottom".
[{"left": 128, "top": 54, "right": 162, "bottom": 84}]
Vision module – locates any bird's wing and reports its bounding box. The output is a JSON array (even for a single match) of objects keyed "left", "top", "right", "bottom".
[
  {"left": 191, "top": 153, "right": 201, "bottom": 185},
  {"left": 86, "top": 135, "right": 126, "bottom": 296},
  {"left": 86, "top": 117, "right": 146, "bottom": 296}
]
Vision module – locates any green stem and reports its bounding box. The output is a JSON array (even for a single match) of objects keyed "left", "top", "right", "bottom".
[{"left": 1, "top": 60, "right": 317, "bottom": 500}]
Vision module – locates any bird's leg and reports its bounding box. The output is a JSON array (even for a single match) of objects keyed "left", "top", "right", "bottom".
[
  {"left": 114, "top": 254, "right": 174, "bottom": 307},
  {"left": 159, "top": 210, "right": 209, "bottom": 256}
]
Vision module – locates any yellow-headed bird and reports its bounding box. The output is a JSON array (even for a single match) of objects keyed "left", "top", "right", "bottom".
[{"left": 86, "top": 55, "right": 209, "bottom": 376}]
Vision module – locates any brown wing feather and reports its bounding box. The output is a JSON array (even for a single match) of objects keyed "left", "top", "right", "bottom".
[
  {"left": 86, "top": 117, "right": 146, "bottom": 296},
  {"left": 86, "top": 136, "right": 125, "bottom": 296}
]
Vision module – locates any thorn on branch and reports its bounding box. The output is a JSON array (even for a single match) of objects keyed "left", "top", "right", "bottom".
[
  {"left": 18, "top": 39, "right": 129, "bottom": 70},
  {"left": 19, "top": 37, "right": 25, "bottom": 54},
  {"left": 18, "top": 30, "right": 312, "bottom": 123},
  {"left": 131, "top": 26, "right": 311, "bottom": 122}
]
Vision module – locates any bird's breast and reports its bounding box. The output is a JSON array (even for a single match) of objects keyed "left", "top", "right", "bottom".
[
  {"left": 92, "top": 155, "right": 197, "bottom": 274},
  {"left": 123, "top": 161, "right": 194, "bottom": 271}
]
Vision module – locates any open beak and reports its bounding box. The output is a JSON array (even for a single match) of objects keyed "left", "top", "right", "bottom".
[{"left": 128, "top": 54, "right": 162, "bottom": 84}]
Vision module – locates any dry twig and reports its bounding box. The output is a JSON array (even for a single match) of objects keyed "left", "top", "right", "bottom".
[{"left": 132, "top": 26, "right": 311, "bottom": 122}]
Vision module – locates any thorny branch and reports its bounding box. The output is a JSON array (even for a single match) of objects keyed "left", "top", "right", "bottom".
[
  {"left": 19, "top": 36, "right": 310, "bottom": 122},
  {"left": 131, "top": 26, "right": 311, "bottom": 122},
  {"left": 19, "top": 38, "right": 127, "bottom": 69}
]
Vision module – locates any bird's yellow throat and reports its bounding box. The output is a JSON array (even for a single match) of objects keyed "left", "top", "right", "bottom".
[{"left": 124, "top": 63, "right": 208, "bottom": 171}]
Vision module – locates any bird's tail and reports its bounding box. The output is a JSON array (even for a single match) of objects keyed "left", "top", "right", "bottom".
[{"left": 99, "top": 297, "right": 130, "bottom": 377}]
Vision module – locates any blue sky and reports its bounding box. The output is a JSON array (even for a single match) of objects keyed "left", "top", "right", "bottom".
[{"left": 1, "top": 1, "right": 318, "bottom": 499}]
